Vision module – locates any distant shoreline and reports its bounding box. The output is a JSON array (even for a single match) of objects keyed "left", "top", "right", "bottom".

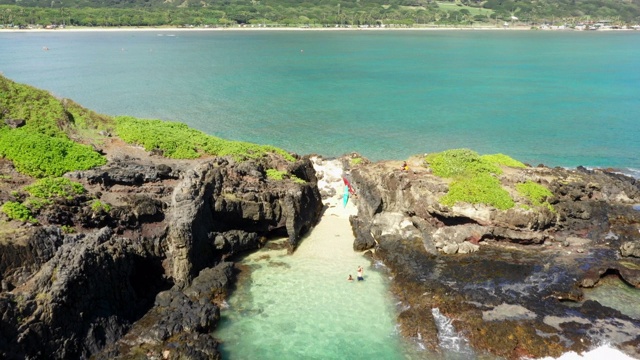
[{"left": 3, "top": 25, "right": 635, "bottom": 32}]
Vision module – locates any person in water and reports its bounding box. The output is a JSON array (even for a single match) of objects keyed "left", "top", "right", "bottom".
[
  {"left": 347, "top": 274, "right": 354, "bottom": 282},
  {"left": 357, "top": 266, "right": 364, "bottom": 281}
]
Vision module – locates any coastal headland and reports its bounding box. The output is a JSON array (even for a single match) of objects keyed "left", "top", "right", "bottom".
[{"left": 0, "top": 75, "right": 640, "bottom": 359}]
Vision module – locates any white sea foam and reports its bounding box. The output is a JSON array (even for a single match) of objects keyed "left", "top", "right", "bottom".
[
  {"left": 565, "top": 166, "right": 640, "bottom": 180},
  {"left": 622, "top": 168, "right": 640, "bottom": 180},
  {"left": 534, "top": 345, "right": 637, "bottom": 360},
  {"left": 431, "top": 308, "right": 475, "bottom": 356}
]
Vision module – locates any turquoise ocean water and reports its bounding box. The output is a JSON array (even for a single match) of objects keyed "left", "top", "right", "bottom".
[
  {"left": 1, "top": 30, "right": 639, "bottom": 172},
  {"left": 2, "top": 30, "right": 640, "bottom": 359}
]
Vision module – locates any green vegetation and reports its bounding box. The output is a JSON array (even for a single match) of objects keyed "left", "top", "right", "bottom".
[
  {"left": 115, "top": 116, "right": 294, "bottom": 161},
  {"left": 24, "top": 197, "right": 48, "bottom": 211},
  {"left": 1, "top": 201, "right": 37, "bottom": 223},
  {"left": 0, "top": 127, "right": 107, "bottom": 177},
  {"left": 480, "top": 154, "right": 526, "bottom": 169},
  {"left": 0, "top": 76, "right": 68, "bottom": 138},
  {"left": 436, "top": 2, "right": 493, "bottom": 17},
  {"left": 516, "top": 180, "right": 554, "bottom": 212},
  {"left": 350, "top": 157, "right": 363, "bottom": 166},
  {"left": 425, "top": 149, "right": 527, "bottom": 210},
  {"left": 0, "top": 74, "right": 293, "bottom": 182},
  {"left": 0, "top": 75, "right": 108, "bottom": 178},
  {"left": 266, "top": 169, "right": 286, "bottom": 180},
  {"left": 24, "top": 177, "right": 86, "bottom": 200},
  {"left": 440, "top": 173, "right": 515, "bottom": 210},
  {"left": 2, "top": 178, "right": 86, "bottom": 223},
  {"left": 266, "top": 169, "right": 306, "bottom": 184},
  {"left": 426, "top": 149, "right": 502, "bottom": 178},
  {"left": 64, "top": 99, "right": 115, "bottom": 132},
  {"left": 1, "top": 0, "right": 638, "bottom": 28},
  {"left": 90, "top": 199, "right": 111, "bottom": 213},
  {"left": 291, "top": 175, "right": 306, "bottom": 184}
]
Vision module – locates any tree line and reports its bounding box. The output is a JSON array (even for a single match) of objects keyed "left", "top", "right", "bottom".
[{"left": 0, "top": 0, "right": 639, "bottom": 28}]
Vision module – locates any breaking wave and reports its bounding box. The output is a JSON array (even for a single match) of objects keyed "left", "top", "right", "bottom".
[{"left": 431, "top": 308, "right": 475, "bottom": 359}]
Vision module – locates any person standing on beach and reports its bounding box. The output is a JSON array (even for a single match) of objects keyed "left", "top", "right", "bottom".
[{"left": 357, "top": 266, "right": 364, "bottom": 281}]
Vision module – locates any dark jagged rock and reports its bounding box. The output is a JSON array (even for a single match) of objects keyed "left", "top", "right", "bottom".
[
  {"left": 67, "top": 159, "right": 180, "bottom": 188},
  {"left": 350, "top": 215, "right": 376, "bottom": 251},
  {"left": 0, "top": 227, "right": 170, "bottom": 359},
  {"left": 167, "top": 158, "right": 322, "bottom": 286},
  {"left": 96, "top": 262, "right": 234, "bottom": 359},
  {"left": 0, "top": 226, "right": 64, "bottom": 289},
  {"left": 0, "top": 145, "right": 322, "bottom": 359},
  {"left": 347, "top": 156, "right": 640, "bottom": 359}
]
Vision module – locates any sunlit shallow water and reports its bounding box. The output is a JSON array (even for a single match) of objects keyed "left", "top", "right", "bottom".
[
  {"left": 582, "top": 275, "right": 640, "bottom": 320},
  {"left": 215, "top": 205, "right": 416, "bottom": 359}
]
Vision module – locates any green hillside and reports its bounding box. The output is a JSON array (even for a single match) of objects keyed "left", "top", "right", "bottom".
[
  {"left": 1, "top": 0, "right": 639, "bottom": 28},
  {"left": 0, "top": 74, "right": 294, "bottom": 179}
]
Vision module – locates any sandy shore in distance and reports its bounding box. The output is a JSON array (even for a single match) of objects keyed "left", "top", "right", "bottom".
[
  {"left": 0, "top": 25, "right": 544, "bottom": 32},
  {"left": 3, "top": 25, "right": 636, "bottom": 33}
]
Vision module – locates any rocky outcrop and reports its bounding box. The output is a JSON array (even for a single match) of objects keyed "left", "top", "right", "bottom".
[
  {"left": 167, "top": 157, "right": 322, "bottom": 287},
  {"left": 0, "top": 226, "right": 65, "bottom": 289},
  {"left": 0, "top": 149, "right": 323, "bottom": 359},
  {"left": 621, "top": 241, "right": 640, "bottom": 258},
  {"left": 68, "top": 156, "right": 180, "bottom": 187},
  {"left": 0, "top": 227, "right": 168, "bottom": 359},
  {"left": 346, "top": 156, "right": 640, "bottom": 359},
  {"left": 95, "top": 262, "right": 235, "bottom": 360}
]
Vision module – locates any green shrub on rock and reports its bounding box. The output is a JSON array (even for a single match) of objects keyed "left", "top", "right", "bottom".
[
  {"left": 0, "top": 128, "right": 107, "bottom": 178},
  {"left": 90, "top": 200, "right": 111, "bottom": 213},
  {"left": 1, "top": 201, "right": 37, "bottom": 223},
  {"left": 426, "top": 149, "right": 502, "bottom": 178},
  {"left": 266, "top": 169, "right": 286, "bottom": 180},
  {"left": 24, "top": 177, "right": 86, "bottom": 200},
  {"left": 266, "top": 169, "right": 306, "bottom": 184},
  {"left": 0, "top": 76, "right": 68, "bottom": 139},
  {"left": 516, "top": 181, "right": 555, "bottom": 212},
  {"left": 114, "top": 116, "right": 294, "bottom": 161},
  {"left": 291, "top": 175, "right": 306, "bottom": 184},
  {"left": 425, "top": 149, "right": 528, "bottom": 210},
  {"left": 440, "top": 173, "right": 515, "bottom": 210},
  {"left": 480, "top": 154, "right": 526, "bottom": 169}
]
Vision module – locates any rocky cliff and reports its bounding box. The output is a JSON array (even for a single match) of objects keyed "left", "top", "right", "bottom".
[
  {"left": 347, "top": 155, "right": 640, "bottom": 359},
  {"left": 0, "top": 143, "right": 322, "bottom": 359}
]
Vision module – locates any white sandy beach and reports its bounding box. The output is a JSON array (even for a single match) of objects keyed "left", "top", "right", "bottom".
[{"left": 296, "top": 156, "right": 360, "bottom": 260}]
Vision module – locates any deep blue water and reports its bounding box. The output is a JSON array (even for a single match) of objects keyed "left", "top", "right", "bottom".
[{"left": 1, "top": 30, "right": 639, "bottom": 171}]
